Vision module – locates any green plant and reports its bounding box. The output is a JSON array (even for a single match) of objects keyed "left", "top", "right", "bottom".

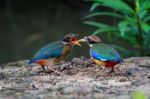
[
  {"left": 132, "top": 91, "right": 146, "bottom": 99},
  {"left": 84, "top": 0, "right": 150, "bottom": 56}
]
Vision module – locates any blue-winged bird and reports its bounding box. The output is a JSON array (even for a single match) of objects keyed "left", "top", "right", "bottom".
[
  {"left": 28, "top": 33, "right": 81, "bottom": 74},
  {"left": 78, "top": 35, "right": 123, "bottom": 73}
]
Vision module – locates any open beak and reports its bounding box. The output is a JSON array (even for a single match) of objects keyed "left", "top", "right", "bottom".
[
  {"left": 78, "top": 38, "right": 87, "bottom": 43},
  {"left": 73, "top": 40, "right": 81, "bottom": 46}
]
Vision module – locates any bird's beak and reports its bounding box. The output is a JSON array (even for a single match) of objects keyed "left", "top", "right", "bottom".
[
  {"left": 78, "top": 38, "right": 87, "bottom": 43},
  {"left": 73, "top": 40, "right": 81, "bottom": 46}
]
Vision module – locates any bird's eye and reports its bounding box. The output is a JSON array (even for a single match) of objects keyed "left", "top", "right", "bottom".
[{"left": 70, "top": 37, "right": 77, "bottom": 43}]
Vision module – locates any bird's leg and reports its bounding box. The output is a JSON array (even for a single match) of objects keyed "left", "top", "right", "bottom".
[
  {"left": 47, "top": 67, "right": 67, "bottom": 77},
  {"left": 45, "top": 61, "right": 68, "bottom": 77},
  {"left": 110, "top": 67, "right": 114, "bottom": 73},
  {"left": 107, "top": 67, "right": 115, "bottom": 76},
  {"left": 34, "top": 60, "right": 49, "bottom": 74},
  {"left": 41, "top": 64, "right": 47, "bottom": 74}
]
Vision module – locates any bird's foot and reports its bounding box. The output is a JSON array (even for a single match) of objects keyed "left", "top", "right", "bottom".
[{"left": 47, "top": 67, "right": 68, "bottom": 77}]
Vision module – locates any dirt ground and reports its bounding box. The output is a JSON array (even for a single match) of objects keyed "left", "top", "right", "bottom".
[{"left": 0, "top": 57, "right": 150, "bottom": 99}]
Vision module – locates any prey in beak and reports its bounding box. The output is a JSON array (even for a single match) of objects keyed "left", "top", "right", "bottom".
[
  {"left": 78, "top": 36, "right": 88, "bottom": 43},
  {"left": 70, "top": 37, "right": 81, "bottom": 46},
  {"left": 78, "top": 38, "right": 87, "bottom": 43}
]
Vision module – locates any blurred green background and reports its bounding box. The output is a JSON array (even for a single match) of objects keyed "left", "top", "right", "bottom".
[{"left": 0, "top": 0, "right": 150, "bottom": 64}]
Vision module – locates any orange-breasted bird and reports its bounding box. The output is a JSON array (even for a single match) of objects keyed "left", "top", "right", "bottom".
[
  {"left": 28, "top": 33, "right": 81, "bottom": 74},
  {"left": 78, "top": 35, "right": 123, "bottom": 73}
]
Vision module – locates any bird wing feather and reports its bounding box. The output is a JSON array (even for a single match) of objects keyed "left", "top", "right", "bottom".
[
  {"left": 90, "top": 43, "right": 122, "bottom": 62},
  {"left": 29, "top": 41, "right": 64, "bottom": 63}
]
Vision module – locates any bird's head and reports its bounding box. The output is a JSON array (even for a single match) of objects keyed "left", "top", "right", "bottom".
[
  {"left": 62, "top": 33, "right": 81, "bottom": 46},
  {"left": 78, "top": 35, "right": 101, "bottom": 47}
]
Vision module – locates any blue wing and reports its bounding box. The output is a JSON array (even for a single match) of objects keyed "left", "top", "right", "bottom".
[
  {"left": 90, "top": 43, "right": 123, "bottom": 62},
  {"left": 29, "top": 41, "right": 64, "bottom": 64}
]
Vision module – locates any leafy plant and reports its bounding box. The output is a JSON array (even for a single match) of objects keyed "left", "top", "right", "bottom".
[{"left": 84, "top": 0, "right": 150, "bottom": 56}]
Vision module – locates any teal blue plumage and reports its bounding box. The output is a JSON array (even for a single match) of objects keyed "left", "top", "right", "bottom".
[
  {"left": 28, "top": 33, "right": 80, "bottom": 74},
  {"left": 29, "top": 41, "right": 66, "bottom": 64},
  {"left": 90, "top": 43, "right": 122, "bottom": 62}
]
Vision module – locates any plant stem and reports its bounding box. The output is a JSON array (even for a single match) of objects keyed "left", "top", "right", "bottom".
[{"left": 137, "top": 15, "right": 144, "bottom": 56}]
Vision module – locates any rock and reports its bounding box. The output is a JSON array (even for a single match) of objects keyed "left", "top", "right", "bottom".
[{"left": 0, "top": 57, "right": 150, "bottom": 99}]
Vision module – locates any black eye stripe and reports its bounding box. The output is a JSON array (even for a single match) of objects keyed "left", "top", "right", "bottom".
[
  {"left": 87, "top": 38, "right": 97, "bottom": 44},
  {"left": 63, "top": 37, "right": 70, "bottom": 42}
]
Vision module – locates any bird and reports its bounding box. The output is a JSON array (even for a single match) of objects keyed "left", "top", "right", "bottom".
[
  {"left": 78, "top": 35, "right": 123, "bottom": 73},
  {"left": 28, "top": 33, "right": 81, "bottom": 74}
]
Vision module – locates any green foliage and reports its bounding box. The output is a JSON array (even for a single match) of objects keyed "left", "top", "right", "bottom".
[
  {"left": 84, "top": 0, "right": 150, "bottom": 56},
  {"left": 132, "top": 91, "right": 146, "bottom": 99}
]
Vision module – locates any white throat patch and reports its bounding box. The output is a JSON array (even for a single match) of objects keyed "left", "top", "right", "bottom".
[{"left": 89, "top": 44, "right": 94, "bottom": 47}]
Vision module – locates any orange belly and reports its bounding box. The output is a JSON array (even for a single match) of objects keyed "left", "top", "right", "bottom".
[{"left": 35, "top": 60, "right": 47, "bottom": 65}]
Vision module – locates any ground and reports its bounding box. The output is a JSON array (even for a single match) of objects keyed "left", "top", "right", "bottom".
[{"left": 0, "top": 57, "right": 150, "bottom": 99}]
